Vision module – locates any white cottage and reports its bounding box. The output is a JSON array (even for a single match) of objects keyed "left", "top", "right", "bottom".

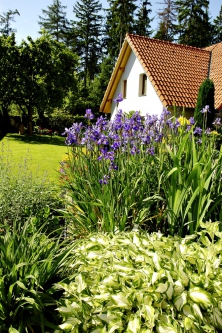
[{"left": 100, "top": 33, "right": 222, "bottom": 119}]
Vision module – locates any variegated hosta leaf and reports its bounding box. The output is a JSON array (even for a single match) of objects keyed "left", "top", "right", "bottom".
[
  {"left": 75, "top": 274, "right": 87, "bottom": 293},
  {"left": 211, "top": 308, "right": 222, "bottom": 329},
  {"left": 157, "top": 321, "right": 179, "bottom": 333},
  {"left": 111, "top": 294, "right": 131, "bottom": 308},
  {"left": 189, "top": 287, "right": 216, "bottom": 309},
  {"left": 127, "top": 315, "right": 141, "bottom": 333},
  {"left": 174, "top": 292, "right": 187, "bottom": 311}
]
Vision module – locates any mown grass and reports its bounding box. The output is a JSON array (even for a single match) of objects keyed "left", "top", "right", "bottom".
[{"left": 1, "top": 133, "right": 68, "bottom": 184}]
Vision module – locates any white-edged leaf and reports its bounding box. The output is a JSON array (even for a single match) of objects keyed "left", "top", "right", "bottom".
[
  {"left": 192, "top": 303, "right": 203, "bottom": 321},
  {"left": 156, "top": 282, "right": 168, "bottom": 293},
  {"left": 75, "top": 274, "right": 87, "bottom": 293},
  {"left": 98, "top": 313, "right": 115, "bottom": 323},
  {"left": 173, "top": 280, "right": 184, "bottom": 296},
  {"left": 157, "top": 322, "right": 178, "bottom": 333},
  {"left": 183, "top": 304, "right": 195, "bottom": 320},
  {"left": 151, "top": 272, "right": 159, "bottom": 285},
  {"left": 127, "top": 316, "right": 141, "bottom": 333},
  {"left": 111, "top": 294, "right": 131, "bottom": 308},
  {"left": 211, "top": 308, "right": 222, "bottom": 329},
  {"left": 166, "top": 283, "right": 174, "bottom": 299},
  {"left": 174, "top": 292, "right": 187, "bottom": 311},
  {"left": 189, "top": 287, "right": 215, "bottom": 309}
]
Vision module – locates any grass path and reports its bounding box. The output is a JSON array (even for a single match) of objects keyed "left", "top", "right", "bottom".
[{"left": 1, "top": 134, "right": 68, "bottom": 184}]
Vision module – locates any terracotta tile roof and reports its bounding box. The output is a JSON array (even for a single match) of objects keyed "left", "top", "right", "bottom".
[
  {"left": 100, "top": 34, "right": 222, "bottom": 114},
  {"left": 126, "top": 34, "right": 211, "bottom": 108},
  {"left": 205, "top": 42, "right": 222, "bottom": 110}
]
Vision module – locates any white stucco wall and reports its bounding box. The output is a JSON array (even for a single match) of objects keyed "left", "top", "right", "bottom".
[{"left": 110, "top": 51, "right": 164, "bottom": 119}]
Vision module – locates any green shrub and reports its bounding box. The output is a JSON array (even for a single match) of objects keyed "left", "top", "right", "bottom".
[
  {"left": 194, "top": 79, "right": 215, "bottom": 128},
  {"left": 0, "top": 143, "right": 63, "bottom": 234},
  {"left": 56, "top": 222, "right": 222, "bottom": 332}
]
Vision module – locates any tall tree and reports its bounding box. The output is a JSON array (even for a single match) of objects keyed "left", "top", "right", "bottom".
[
  {"left": 38, "top": 0, "right": 70, "bottom": 43},
  {"left": 154, "top": 0, "right": 177, "bottom": 41},
  {"left": 105, "top": 0, "right": 137, "bottom": 58},
  {"left": 213, "top": 5, "right": 222, "bottom": 43},
  {"left": 175, "top": 0, "right": 213, "bottom": 47},
  {"left": 72, "top": 0, "right": 103, "bottom": 87},
  {"left": 134, "top": 0, "right": 153, "bottom": 37},
  {"left": 16, "top": 35, "right": 78, "bottom": 135},
  {"left": 0, "top": 9, "right": 20, "bottom": 36}
]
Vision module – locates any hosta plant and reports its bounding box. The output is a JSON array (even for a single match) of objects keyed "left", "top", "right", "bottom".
[{"left": 56, "top": 222, "right": 222, "bottom": 332}]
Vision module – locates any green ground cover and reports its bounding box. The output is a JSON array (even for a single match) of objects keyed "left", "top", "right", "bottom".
[{"left": 1, "top": 133, "right": 68, "bottom": 184}]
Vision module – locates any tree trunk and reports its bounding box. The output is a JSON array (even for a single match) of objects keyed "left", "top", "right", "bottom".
[
  {"left": 27, "top": 107, "right": 33, "bottom": 135},
  {"left": 1, "top": 106, "right": 11, "bottom": 137}
]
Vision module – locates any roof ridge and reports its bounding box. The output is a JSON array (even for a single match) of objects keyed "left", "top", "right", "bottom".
[{"left": 126, "top": 33, "right": 210, "bottom": 53}]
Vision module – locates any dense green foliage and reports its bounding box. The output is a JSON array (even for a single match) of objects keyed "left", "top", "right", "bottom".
[
  {"left": 105, "top": 0, "right": 137, "bottom": 57},
  {"left": 194, "top": 79, "right": 215, "bottom": 128},
  {"left": 57, "top": 223, "right": 222, "bottom": 332},
  {"left": 0, "top": 218, "right": 74, "bottom": 332},
  {"left": 72, "top": 0, "right": 103, "bottom": 85},
  {"left": 134, "top": 0, "right": 153, "bottom": 36},
  {"left": 213, "top": 5, "right": 222, "bottom": 43},
  {"left": 174, "top": 0, "right": 213, "bottom": 47}
]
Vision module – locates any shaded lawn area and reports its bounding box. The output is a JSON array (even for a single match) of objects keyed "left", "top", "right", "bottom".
[{"left": 1, "top": 134, "right": 68, "bottom": 184}]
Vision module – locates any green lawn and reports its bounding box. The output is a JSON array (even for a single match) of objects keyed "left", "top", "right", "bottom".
[{"left": 1, "top": 134, "right": 69, "bottom": 184}]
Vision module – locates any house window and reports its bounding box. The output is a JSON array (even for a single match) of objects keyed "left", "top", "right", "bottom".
[
  {"left": 122, "top": 80, "right": 127, "bottom": 98},
  {"left": 139, "top": 74, "right": 147, "bottom": 96}
]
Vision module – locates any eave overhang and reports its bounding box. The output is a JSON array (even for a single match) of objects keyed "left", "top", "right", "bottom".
[{"left": 100, "top": 40, "right": 132, "bottom": 114}]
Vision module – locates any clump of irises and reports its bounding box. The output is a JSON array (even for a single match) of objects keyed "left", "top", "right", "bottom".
[
  {"left": 63, "top": 104, "right": 220, "bottom": 183},
  {"left": 61, "top": 99, "right": 222, "bottom": 236}
]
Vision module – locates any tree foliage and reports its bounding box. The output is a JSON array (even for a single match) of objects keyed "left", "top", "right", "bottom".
[
  {"left": 213, "top": 5, "right": 222, "bottom": 43},
  {"left": 105, "top": 0, "right": 137, "bottom": 58},
  {"left": 15, "top": 35, "right": 78, "bottom": 135},
  {"left": 175, "top": 0, "right": 213, "bottom": 47},
  {"left": 38, "top": 0, "right": 70, "bottom": 43},
  {"left": 134, "top": 0, "right": 153, "bottom": 37},
  {"left": 0, "top": 9, "right": 20, "bottom": 36},
  {"left": 0, "top": 34, "right": 19, "bottom": 136},
  {"left": 72, "top": 0, "right": 103, "bottom": 87}
]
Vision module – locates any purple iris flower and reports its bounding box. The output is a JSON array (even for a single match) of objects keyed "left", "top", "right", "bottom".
[
  {"left": 114, "top": 93, "right": 123, "bottom": 103},
  {"left": 193, "top": 127, "right": 202, "bottom": 135},
  {"left": 85, "top": 109, "right": 94, "bottom": 120},
  {"left": 189, "top": 117, "right": 195, "bottom": 125},
  {"left": 205, "top": 128, "right": 211, "bottom": 135},
  {"left": 213, "top": 118, "right": 221, "bottom": 126},
  {"left": 146, "top": 146, "right": 155, "bottom": 155},
  {"left": 200, "top": 105, "right": 211, "bottom": 113}
]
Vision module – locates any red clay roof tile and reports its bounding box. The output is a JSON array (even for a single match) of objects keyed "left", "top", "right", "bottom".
[{"left": 205, "top": 42, "right": 222, "bottom": 109}]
